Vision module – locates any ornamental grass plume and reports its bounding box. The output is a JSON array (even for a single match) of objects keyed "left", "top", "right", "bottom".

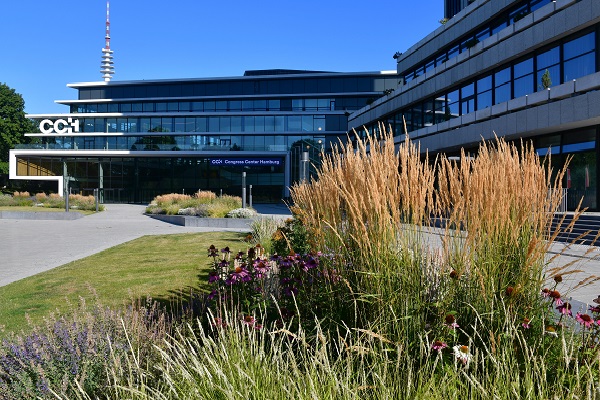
[{"left": 290, "top": 124, "right": 575, "bottom": 345}]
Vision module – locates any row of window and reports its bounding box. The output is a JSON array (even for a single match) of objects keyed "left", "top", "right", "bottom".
[
  {"left": 405, "top": 0, "right": 552, "bottom": 83},
  {"left": 17, "top": 156, "right": 286, "bottom": 201},
  {"left": 24, "top": 134, "right": 332, "bottom": 153},
  {"left": 60, "top": 114, "right": 348, "bottom": 134},
  {"left": 72, "top": 98, "right": 346, "bottom": 114},
  {"left": 77, "top": 76, "right": 398, "bottom": 100},
  {"left": 367, "top": 29, "right": 596, "bottom": 135}
]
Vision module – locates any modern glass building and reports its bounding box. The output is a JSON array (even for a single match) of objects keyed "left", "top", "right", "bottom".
[
  {"left": 349, "top": 0, "right": 600, "bottom": 211},
  {"left": 10, "top": 70, "right": 397, "bottom": 203},
  {"left": 445, "top": 0, "right": 469, "bottom": 19}
]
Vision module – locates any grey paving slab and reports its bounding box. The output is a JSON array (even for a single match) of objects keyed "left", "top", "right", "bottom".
[{"left": 0, "top": 204, "right": 252, "bottom": 287}]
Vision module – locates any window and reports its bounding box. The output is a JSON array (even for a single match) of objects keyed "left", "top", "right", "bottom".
[
  {"left": 563, "top": 32, "right": 596, "bottom": 81},
  {"left": 494, "top": 67, "right": 511, "bottom": 104},
  {"left": 513, "top": 58, "right": 534, "bottom": 98},
  {"left": 446, "top": 89, "right": 460, "bottom": 119},
  {"left": 476, "top": 75, "right": 493, "bottom": 110},
  {"left": 460, "top": 83, "right": 475, "bottom": 114},
  {"left": 536, "top": 46, "right": 560, "bottom": 90}
]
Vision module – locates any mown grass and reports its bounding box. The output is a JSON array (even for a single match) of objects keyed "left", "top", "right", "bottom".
[{"left": 0, "top": 231, "right": 245, "bottom": 334}]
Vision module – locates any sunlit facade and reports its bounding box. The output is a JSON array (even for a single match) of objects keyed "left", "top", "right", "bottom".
[
  {"left": 350, "top": 0, "right": 600, "bottom": 210},
  {"left": 10, "top": 70, "right": 397, "bottom": 203}
]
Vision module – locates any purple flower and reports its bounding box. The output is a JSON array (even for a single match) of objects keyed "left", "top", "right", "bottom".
[
  {"left": 432, "top": 340, "right": 447, "bottom": 352},
  {"left": 556, "top": 302, "right": 572, "bottom": 316},
  {"left": 208, "top": 271, "right": 219, "bottom": 283},
  {"left": 589, "top": 305, "right": 600, "bottom": 314},
  {"left": 445, "top": 314, "right": 459, "bottom": 329},
  {"left": 521, "top": 318, "right": 531, "bottom": 329},
  {"left": 284, "top": 286, "right": 299, "bottom": 296},
  {"left": 576, "top": 313, "right": 596, "bottom": 328}
]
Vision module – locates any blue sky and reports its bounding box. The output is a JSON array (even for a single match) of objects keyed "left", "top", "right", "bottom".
[{"left": 1, "top": 1, "right": 442, "bottom": 114}]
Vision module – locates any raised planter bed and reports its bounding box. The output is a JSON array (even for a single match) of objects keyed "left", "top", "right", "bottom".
[
  {"left": 0, "top": 211, "right": 84, "bottom": 220},
  {"left": 148, "top": 214, "right": 253, "bottom": 229}
]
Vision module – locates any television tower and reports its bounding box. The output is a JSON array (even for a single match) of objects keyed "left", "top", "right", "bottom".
[{"left": 100, "top": 0, "right": 114, "bottom": 81}]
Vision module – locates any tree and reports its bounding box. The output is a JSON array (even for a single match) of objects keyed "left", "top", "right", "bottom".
[{"left": 0, "top": 83, "right": 36, "bottom": 174}]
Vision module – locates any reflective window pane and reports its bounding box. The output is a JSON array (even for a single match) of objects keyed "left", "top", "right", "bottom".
[{"left": 564, "top": 32, "right": 595, "bottom": 61}]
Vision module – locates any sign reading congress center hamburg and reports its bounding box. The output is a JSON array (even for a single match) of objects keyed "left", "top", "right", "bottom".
[{"left": 210, "top": 158, "right": 283, "bottom": 167}]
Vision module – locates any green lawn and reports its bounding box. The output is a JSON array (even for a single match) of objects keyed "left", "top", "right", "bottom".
[{"left": 0, "top": 231, "right": 246, "bottom": 334}]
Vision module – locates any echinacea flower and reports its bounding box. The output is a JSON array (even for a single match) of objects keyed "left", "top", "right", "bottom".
[
  {"left": 556, "top": 302, "right": 572, "bottom": 316},
  {"left": 445, "top": 314, "right": 459, "bottom": 329},
  {"left": 589, "top": 305, "right": 600, "bottom": 314},
  {"left": 449, "top": 270, "right": 459, "bottom": 279},
  {"left": 453, "top": 345, "right": 472, "bottom": 365},
  {"left": 432, "top": 340, "right": 447, "bottom": 352},
  {"left": 212, "top": 317, "right": 227, "bottom": 328},
  {"left": 549, "top": 290, "right": 563, "bottom": 305},
  {"left": 521, "top": 317, "right": 531, "bottom": 329},
  {"left": 208, "top": 271, "right": 219, "bottom": 283},
  {"left": 242, "top": 315, "right": 262, "bottom": 330},
  {"left": 542, "top": 288, "right": 550, "bottom": 297},
  {"left": 576, "top": 313, "right": 595, "bottom": 328},
  {"left": 505, "top": 286, "right": 514, "bottom": 297}
]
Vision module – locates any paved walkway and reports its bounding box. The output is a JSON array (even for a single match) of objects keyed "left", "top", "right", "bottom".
[
  {"left": 0, "top": 204, "right": 290, "bottom": 287},
  {"left": 1, "top": 205, "right": 599, "bottom": 309}
]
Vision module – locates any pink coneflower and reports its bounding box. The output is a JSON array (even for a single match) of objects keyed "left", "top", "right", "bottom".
[
  {"left": 208, "top": 270, "right": 220, "bottom": 283},
  {"left": 242, "top": 315, "right": 262, "bottom": 330},
  {"left": 556, "top": 302, "right": 572, "bottom": 316},
  {"left": 505, "top": 286, "right": 514, "bottom": 297},
  {"left": 212, "top": 317, "right": 227, "bottom": 329},
  {"left": 432, "top": 340, "right": 447, "bottom": 352},
  {"left": 521, "top": 317, "right": 531, "bottom": 329},
  {"left": 445, "top": 314, "right": 459, "bottom": 329},
  {"left": 549, "top": 290, "right": 563, "bottom": 305},
  {"left": 554, "top": 275, "right": 563, "bottom": 283},
  {"left": 589, "top": 305, "right": 600, "bottom": 314},
  {"left": 542, "top": 288, "right": 550, "bottom": 297},
  {"left": 576, "top": 313, "right": 595, "bottom": 328}
]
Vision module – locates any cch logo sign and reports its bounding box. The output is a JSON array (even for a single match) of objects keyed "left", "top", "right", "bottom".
[{"left": 39, "top": 118, "right": 80, "bottom": 134}]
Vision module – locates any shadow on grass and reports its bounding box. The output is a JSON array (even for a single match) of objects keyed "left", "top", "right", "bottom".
[{"left": 144, "top": 271, "right": 216, "bottom": 326}]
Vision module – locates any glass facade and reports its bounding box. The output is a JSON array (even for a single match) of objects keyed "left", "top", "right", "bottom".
[
  {"left": 363, "top": 29, "right": 597, "bottom": 137},
  {"left": 407, "top": 0, "right": 553, "bottom": 84},
  {"left": 19, "top": 71, "right": 397, "bottom": 203}
]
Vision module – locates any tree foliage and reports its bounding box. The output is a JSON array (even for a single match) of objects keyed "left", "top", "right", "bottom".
[{"left": 0, "top": 83, "right": 36, "bottom": 174}]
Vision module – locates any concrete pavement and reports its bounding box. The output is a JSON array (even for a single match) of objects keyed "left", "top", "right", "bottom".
[{"left": 0, "top": 204, "right": 270, "bottom": 287}]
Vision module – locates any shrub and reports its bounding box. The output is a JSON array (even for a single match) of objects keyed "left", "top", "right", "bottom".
[
  {"left": 0, "top": 194, "right": 14, "bottom": 206},
  {"left": 194, "top": 190, "right": 217, "bottom": 202},
  {"left": 226, "top": 208, "right": 256, "bottom": 219},
  {"left": 272, "top": 214, "right": 311, "bottom": 256},
  {"left": 35, "top": 192, "right": 47, "bottom": 202},
  {"left": 247, "top": 216, "right": 283, "bottom": 254},
  {"left": 0, "top": 299, "right": 170, "bottom": 399}
]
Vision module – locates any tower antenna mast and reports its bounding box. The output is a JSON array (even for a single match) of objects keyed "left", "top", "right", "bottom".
[{"left": 100, "top": 0, "right": 114, "bottom": 81}]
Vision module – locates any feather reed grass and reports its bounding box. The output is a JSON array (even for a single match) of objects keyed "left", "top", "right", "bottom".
[{"left": 291, "top": 126, "right": 578, "bottom": 344}]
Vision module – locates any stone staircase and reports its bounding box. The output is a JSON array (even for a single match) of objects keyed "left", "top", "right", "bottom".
[{"left": 551, "top": 213, "right": 600, "bottom": 246}]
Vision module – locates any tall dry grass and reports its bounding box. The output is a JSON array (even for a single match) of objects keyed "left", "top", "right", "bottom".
[{"left": 291, "top": 126, "right": 575, "bottom": 343}]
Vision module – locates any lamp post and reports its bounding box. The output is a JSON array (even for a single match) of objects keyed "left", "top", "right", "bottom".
[{"left": 242, "top": 171, "right": 247, "bottom": 208}]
